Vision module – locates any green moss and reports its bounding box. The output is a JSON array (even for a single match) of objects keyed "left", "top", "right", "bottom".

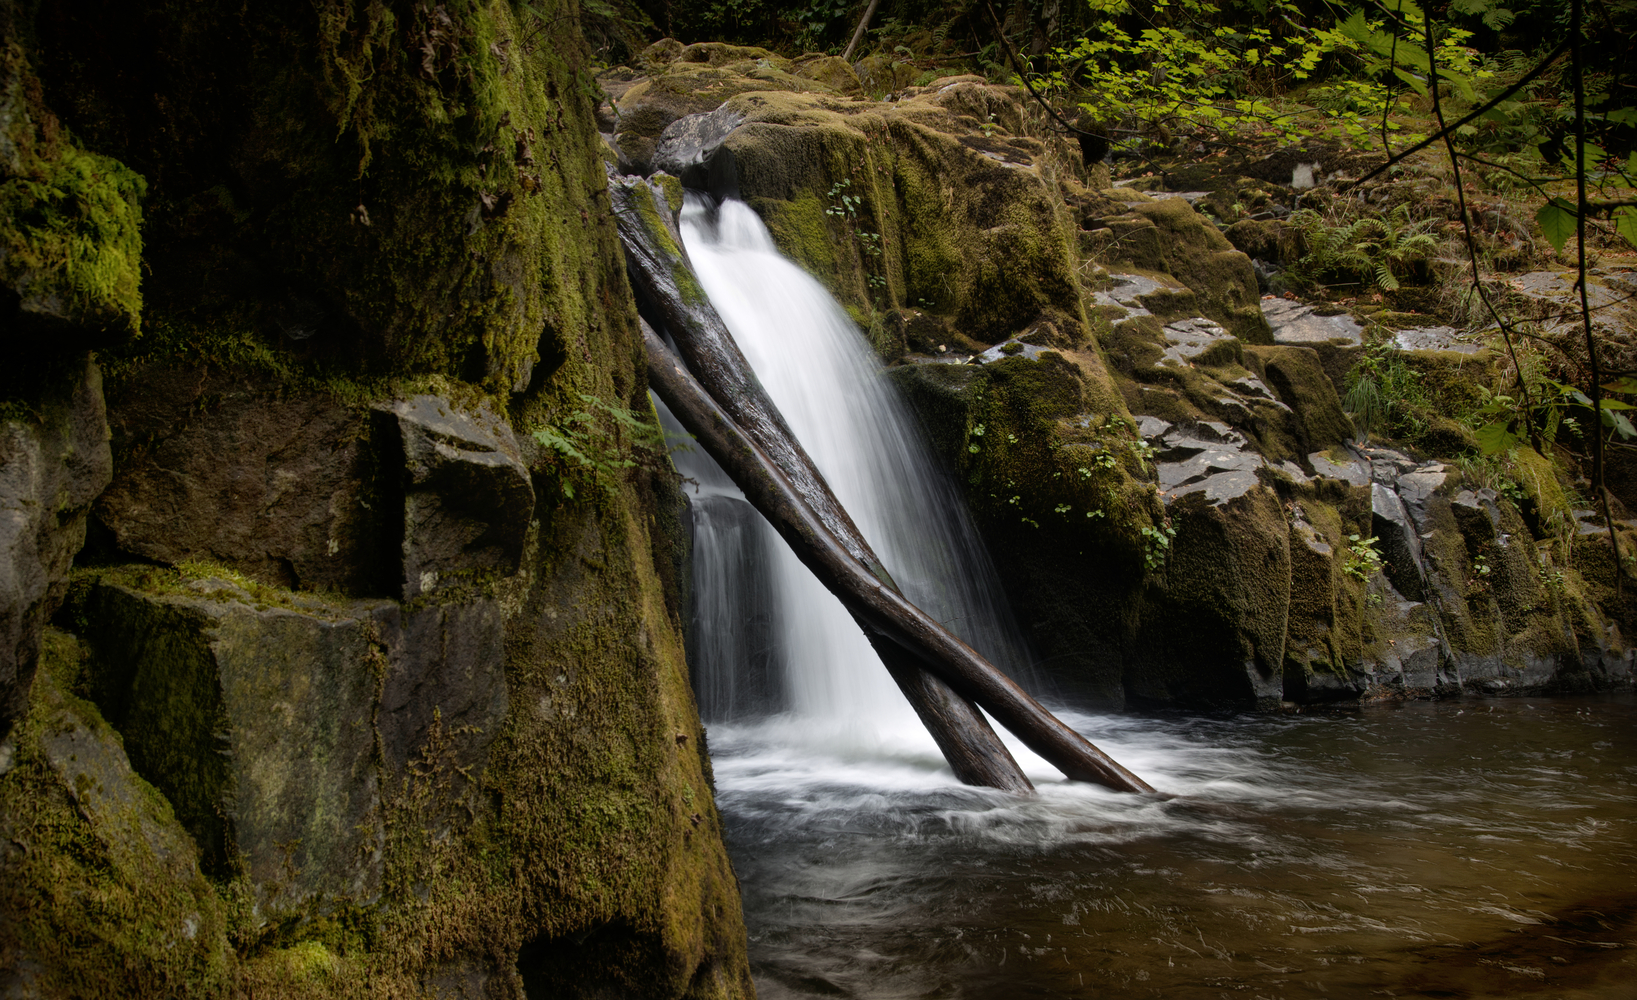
[
  {"left": 61, "top": 574, "right": 239, "bottom": 879},
  {"left": 0, "top": 629, "right": 233, "bottom": 998},
  {"left": 0, "top": 40, "right": 145, "bottom": 337},
  {"left": 1511, "top": 446, "right": 1575, "bottom": 540},
  {"left": 1244, "top": 345, "right": 1356, "bottom": 455}
]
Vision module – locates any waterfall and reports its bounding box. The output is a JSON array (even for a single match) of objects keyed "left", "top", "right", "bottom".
[{"left": 661, "top": 194, "right": 1035, "bottom": 753}]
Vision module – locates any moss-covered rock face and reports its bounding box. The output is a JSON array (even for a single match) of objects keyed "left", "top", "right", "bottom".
[
  {"left": 1, "top": 15, "right": 144, "bottom": 346},
  {"left": 34, "top": 0, "right": 629, "bottom": 396},
  {"left": 3, "top": 1, "right": 753, "bottom": 995}
]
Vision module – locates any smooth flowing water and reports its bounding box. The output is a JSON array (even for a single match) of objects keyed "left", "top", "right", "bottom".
[
  {"left": 666, "top": 199, "right": 1637, "bottom": 999},
  {"left": 715, "top": 697, "right": 1637, "bottom": 999}
]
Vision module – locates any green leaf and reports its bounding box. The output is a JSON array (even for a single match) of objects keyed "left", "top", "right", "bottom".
[
  {"left": 1476, "top": 420, "right": 1522, "bottom": 455},
  {"left": 1535, "top": 200, "right": 1577, "bottom": 255},
  {"left": 1616, "top": 207, "right": 1637, "bottom": 250}
]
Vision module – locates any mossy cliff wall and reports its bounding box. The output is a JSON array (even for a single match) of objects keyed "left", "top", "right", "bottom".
[{"left": 1, "top": 2, "right": 751, "bottom": 997}]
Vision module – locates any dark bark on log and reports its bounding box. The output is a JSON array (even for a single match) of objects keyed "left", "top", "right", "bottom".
[
  {"left": 644, "top": 323, "right": 1153, "bottom": 794},
  {"left": 871, "top": 638, "right": 1034, "bottom": 791},
  {"left": 611, "top": 175, "right": 886, "bottom": 581}
]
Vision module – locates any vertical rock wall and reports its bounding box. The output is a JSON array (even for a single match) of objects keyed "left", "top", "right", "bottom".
[{"left": 1, "top": 2, "right": 752, "bottom": 996}]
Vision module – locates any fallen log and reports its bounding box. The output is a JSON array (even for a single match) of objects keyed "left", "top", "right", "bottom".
[
  {"left": 611, "top": 174, "right": 886, "bottom": 579},
  {"left": 614, "top": 174, "right": 1033, "bottom": 793},
  {"left": 645, "top": 322, "right": 1154, "bottom": 794}
]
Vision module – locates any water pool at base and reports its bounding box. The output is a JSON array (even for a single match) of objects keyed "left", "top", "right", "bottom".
[{"left": 710, "top": 696, "right": 1637, "bottom": 999}]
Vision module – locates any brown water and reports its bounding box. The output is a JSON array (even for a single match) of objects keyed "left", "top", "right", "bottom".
[{"left": 710, "top": 695, "right": 1637, "bottom": 999}]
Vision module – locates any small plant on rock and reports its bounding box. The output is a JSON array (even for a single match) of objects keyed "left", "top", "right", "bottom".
[
  {"left": 1141, "top": 524, "right": 1176, "bottom": 571},
  {"left": 532, "top": 395, "right": 670, "bottom": 499},
  {"left": 1344, "top": 533, "right": 1383, "bottom": 581}
]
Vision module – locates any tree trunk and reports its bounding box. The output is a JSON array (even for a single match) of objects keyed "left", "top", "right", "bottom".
[
  {"left": 841, "top": 0, "right": 883, "bottom": 63},
  {"left": 644, "top": 322, "right": 1153, "bottom": 794}
]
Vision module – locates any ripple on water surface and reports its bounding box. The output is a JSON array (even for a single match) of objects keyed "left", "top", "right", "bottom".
[{"left": 710, "top": 696, "right": 1637, "bottom": 999}]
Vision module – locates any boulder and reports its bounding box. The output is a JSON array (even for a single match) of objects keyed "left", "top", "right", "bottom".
[
  {"left": 1281, "top": 507, "right": 1364, "bottom": 702},
  {"left": 377, "top": 395, "right": 534, "bottom": 601},
  {"left": 65, "top": 567, "right": 509, "bottom": 914},
  {"left": 95, "top": 365, "right": 390, "bottom": 594},
  {"left": 0, "top": 355, "right": 111, "bottom": 742},
  {"left": 1128, "top": 486, "right": 1291, "bottom": 710},
  {"left": 0, "top": 630, "right": 230, "bottom": 995}
]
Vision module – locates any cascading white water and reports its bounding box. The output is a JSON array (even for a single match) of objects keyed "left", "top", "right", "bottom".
[{"left": 667, "top": 194, "right": 1034, "bottom": 754}]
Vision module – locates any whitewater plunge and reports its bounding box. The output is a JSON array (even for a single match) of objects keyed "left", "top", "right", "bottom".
[{"left": 665, "top": 194, "right": 1037, "bottom": 762}]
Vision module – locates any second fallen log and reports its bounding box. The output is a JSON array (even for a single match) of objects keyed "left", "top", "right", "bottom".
[{"left": 644, "top": 323, "right": 1154, "bottom": 794}]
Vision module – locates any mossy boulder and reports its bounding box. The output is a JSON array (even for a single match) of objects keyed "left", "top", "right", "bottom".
[
  {"left": 1243, "top": 345, "right": 1355, "bottom": 457},
  {"left": 693, "top": 80, "right": 1095, "bottom": 351},
  {"left": 1281, "top": 502, "right": 1366, "bottom": 702},
  {"left": 63, "top": 569, "right": 401, "bottom": 904},
  {"left": 1, "top": 24, "right": 144, "bottom": 346},
  {"left": 0, "top": 629, "right": 233, "bottom": 997},
  {"left": 1128, "top": 486, "right": 1292, "bottom": 710},
  {"left": 1072, "top": 188, "right": 1271, "bottom": 342},
  {"left": 609, "top": 42, "right": 844, "bottom": 171}
]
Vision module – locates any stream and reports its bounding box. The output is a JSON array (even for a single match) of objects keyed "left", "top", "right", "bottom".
[{"left": 712, "top": 697, "right": 1636, "bottom": 999}]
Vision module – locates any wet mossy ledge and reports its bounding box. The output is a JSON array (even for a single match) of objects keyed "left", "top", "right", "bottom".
[
  {"left": 601, "top": 39, "right": 1633, "bottom": 712},
  {"left": 3, "top": 1, "right": 750, "bottom": 996}
]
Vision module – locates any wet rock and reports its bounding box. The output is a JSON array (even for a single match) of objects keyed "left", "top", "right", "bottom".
[
  {"left": 95, "top": 365, "right": 390, "bottom": 594},
  {"left": 377, "top": 396, "right": 534, "bottom": 601},
  {"left": 1364, "top": 579, "right": 1452, "bottom": 697},
  {"left": 1283, "top": 513, "right": 1363, "bottom": 702},
  {"left": 1159, "top": 317, "right": 1236, "bottom": 367},
  {"left": 1, "top": 355, "right": 111, "bottom": 742},
  {"left": 1129, "top": 486, "right": 1291, "bottom": 710},
  {"left": 1146, "top": 420, "right": 1266, "bottom": 505},
  {"left": 650, "top": 107, "right": 745, "bottom": 188},
  {"left": 1260, "top": 296, "right": 1364, "bottom": 347},
  {"left": 1395, "top": 464, "right": 1449, "bottom": 530},
  {"left": 607, "top": 44, "right": 844, "bottom": 175},
  {"left": 1372, "top": 482, "right": 1427, "bottom": 601}
]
